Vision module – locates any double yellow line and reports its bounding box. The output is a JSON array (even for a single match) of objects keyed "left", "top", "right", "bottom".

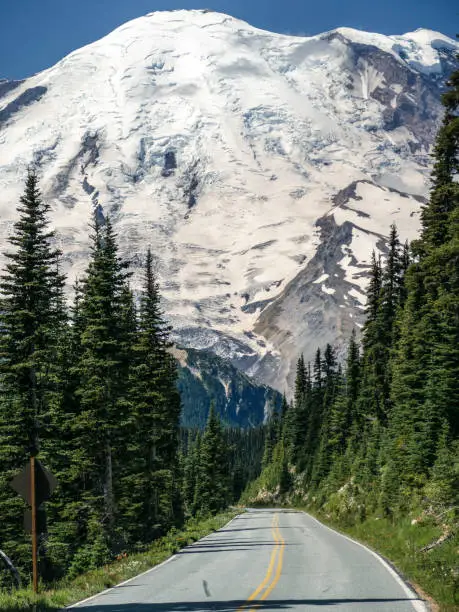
[{"left": 238, "top": 513, "right": 285, "bottom": 611}]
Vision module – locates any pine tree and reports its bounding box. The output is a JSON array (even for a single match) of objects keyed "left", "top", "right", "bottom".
[
  {"left": 288, "top": 355, "right": 309, "bottom": 465},
  {"left": 183, "top": 433, "right": 200, "bottom": 515},
  {"left": 380, "top": 225, "right": 403, "bottom": 333},
  {"left": 358, "top": 234, "right": 404, "bottom": 424},
  {"left": 262, "top": 419, "right": 275, "bottom": 469},
  {"left": 425, "top": 421, "right": 459, "bottom": 512},
  {"left": 417, "top": 64, "right": 459, "bottom": 254},
  {"left": 127, "top": 248, "right": 181, "bottom": 541},
  {"left": 194, "top": 405, "right": 230, "bottom": 516},
  {"left": 322, "top": 344, "right": 338, "bottom": 408},
  {"left": 294, "top": 354, "right": 307, "bottom": 404},
  {"left": 365, "top": 251, "right": 382, "bottom": 325},
  {"left": 313, "top": 348, "right": 323, "bottom": 391},
  {"left": 73, "top": 217, "right": 131, "bottom": 551},
  {"left": 329, "top": 331, "right": 361, "bottom": 457},
  {"left": 312, "top": 346, "right": 340, "bottom": 487},
  {"left": 0, "top": 170, "right": 66, "bottom": 575}
]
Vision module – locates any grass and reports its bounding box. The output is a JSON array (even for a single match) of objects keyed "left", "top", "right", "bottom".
[
  {"left": 302, "top": 507, "right": 459, "bottom": 612},
  {"left": 0, "top": 510, "right": 239, "bottom": 611}
]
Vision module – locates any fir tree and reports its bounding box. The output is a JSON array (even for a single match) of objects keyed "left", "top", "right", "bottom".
[
  {"left": 305, "top": 349, "right": 324, "bottom": 465},
  {"left": 364, "top": 251, "right": 382, "bottom": 325},
  {"left": 73, "top": 217, "right": 131, "bottom": 550},
  {"left": 125, "top": 248, "right": 181, "bottom": 541},
  {"left": 0, "top": 170, "right": 66, "bottom": 575},
  {"left": 287, "top": 355, "right": 309, "bottom": 465},
  {"left": 194, "top": 405, "right": 230, "bottom": 515},
  {"left": 329, "top": 331, "right": 361, "bottom": 456},
  {"left": 183, "top": 433, "right": 200, "bottom": 515}
]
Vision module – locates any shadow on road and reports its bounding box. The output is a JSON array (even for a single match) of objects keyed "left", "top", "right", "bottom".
[
  {"left": 72, "top": 596, "right": 425, "bottom": 610},
  {"left": 178, "top": 545, "right": 298, "bottom": 554},
  {"left": 216, "top": 527, "right": 296, "bottom": 534},
  {"left": 178, "top": 541, "right": 298, "bottom": 552}
]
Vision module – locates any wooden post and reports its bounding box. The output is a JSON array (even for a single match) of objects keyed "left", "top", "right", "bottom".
[{"left": 30, "top": 456, "right": 38, "bottom": 593}]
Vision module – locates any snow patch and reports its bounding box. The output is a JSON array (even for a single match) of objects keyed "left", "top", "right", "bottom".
[
  {"left": 348, "top": 287, "right": 367, "bottom": 305},
  {"left": 313, "top": 273, "right": 329, "bottom": 284}
]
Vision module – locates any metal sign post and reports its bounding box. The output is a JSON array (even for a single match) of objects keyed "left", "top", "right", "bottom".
[
  {"left": 30, "top": 456, "right": 38, "bottom": 593},
  {"left": 10, "top": 458, "right": 57, "bottom": 593}
]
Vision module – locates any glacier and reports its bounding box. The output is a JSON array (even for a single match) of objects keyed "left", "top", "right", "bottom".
[{"left": 0, "top": 9, "right": 457, "bottom": 392}]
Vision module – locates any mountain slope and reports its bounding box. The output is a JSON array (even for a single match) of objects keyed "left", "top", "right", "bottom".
[
  {"left": 0, "top": 10, "right": 457, "bottom": 391},
  {"left": 173, "top": 346, "right": 282, "bottom": 428}
]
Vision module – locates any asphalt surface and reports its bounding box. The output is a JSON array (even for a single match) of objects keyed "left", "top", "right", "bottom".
[{"left": 69, "top": 509, "right": 428, "bottom": 611}]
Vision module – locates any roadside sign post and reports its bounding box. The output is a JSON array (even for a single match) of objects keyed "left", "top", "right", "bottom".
[
  {"left": 30, "top": 456, "right": 38, "bottom": 594},
  {"left": 10, "top": 458, "right": 57, "bottom": 593}
]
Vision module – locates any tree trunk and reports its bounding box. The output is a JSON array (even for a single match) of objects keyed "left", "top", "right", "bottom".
[{"left": 104, "top": 439, "right": 115, "bottom": 534}]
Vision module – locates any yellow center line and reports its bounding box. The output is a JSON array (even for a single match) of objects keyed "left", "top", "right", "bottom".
[
  {"left": 252, "top": 523, "right": 285, "bottom": 605},
  {"left": 247, "top": 515, "right": 280, "bottom": 602},
  {"left": 237, "top": 513, "right": 285, "bottom": 612}
]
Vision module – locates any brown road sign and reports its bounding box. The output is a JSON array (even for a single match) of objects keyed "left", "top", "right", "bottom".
[
  {"left": 10, "top": 460, "right": 57, "bottom": 507},
  {"left": 24, "top": 507, "right": 47, "bottom": 534}
]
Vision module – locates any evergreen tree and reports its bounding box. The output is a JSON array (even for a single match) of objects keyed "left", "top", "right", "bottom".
[
  {"left": 279, "top": 455, "right": 292, "bottom": 496},
  {"left": 183, "top": 433, "right": 200, "bottom": 515},
  {"left": 262, "top": 419, "right": 276, "bottom": 469},
  {"left": 357, "top": 233, "right": 404, "bottom": 424},
  {"left": 329, "top": 331, "right": 361, "bottom": 456},
  {"left": 294, "top": 354, "right": 307, "bottom": 404},
  {"left": 379, "top": 225, "right": 403, "bottom": 337},
  {"left": 322, "top": 344, "right": 338, "bottom": 408},
  {"left": 312, "top": 347, "right": 340, "bottom": 486},
  {"left": 303, "top": 349, "right": 323, "bottom": 474},
  {"left": 73, "top": 217, "right": 131, "bottom": 551},
  {"left": 389, "top": 57, "right": 459, "bottom": 492},
  {"left": 364, "top": 251, "right": 382, "bottom": 324},
  {"left": 194, "top": 405, "right": 230, "bottom": 515},
  {"left": 0, "top": 170, "right": 66, "bottom": 575},
  {"left": 287, "top": 355, "right": 309, "bottom": 464},
  {"left": 418, "top": 66, "right": 459, "bottom": 254},
  {"left": 125, "top": 248, "right": 181, "bottom": 542},
  {"left": 425, "top": 421, "right": 459, "bottom": 512}
]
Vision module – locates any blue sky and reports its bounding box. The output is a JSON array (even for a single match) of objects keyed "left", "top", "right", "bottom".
[{"left": 1, "top": 0, "right": 457, "bottom": 79}]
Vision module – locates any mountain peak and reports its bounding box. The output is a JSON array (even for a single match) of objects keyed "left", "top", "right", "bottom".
[
  {"left": 327, "top": 25, "right": 457, "bottom": 76},
  {"left": 0, "top": 13, "right": 456, "bottom": 391},
  {"left": 400, "top": 28, "right": 458, "bottom": 50},
  {"left": 126, "top": 8, "right": 252, "bottom": 31}
]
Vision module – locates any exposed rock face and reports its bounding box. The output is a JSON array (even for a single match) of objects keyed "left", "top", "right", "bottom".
[
  {"left": 0, "top": 79, "right": 24, "bottom": 101},
  {"left": 0, "top": 11, "right": 457, "bottom": 392},
  {"left": 0, "top": 86, "right": 47, "bottom": 126},
  {"left": 172, "top": 346, "right": 282, "bottom": 428}
]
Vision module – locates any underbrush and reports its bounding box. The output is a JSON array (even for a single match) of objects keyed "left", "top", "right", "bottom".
[{"left": 0, "top": 511, "right": 238, "bottom": 611}]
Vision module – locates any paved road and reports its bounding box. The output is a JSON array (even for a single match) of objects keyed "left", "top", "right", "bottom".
[{"left": 69, "top": 509, "right": 428, "bottom": 611}]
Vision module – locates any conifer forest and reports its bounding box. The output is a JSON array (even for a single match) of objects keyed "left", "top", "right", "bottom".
[
  {"left": 0, "top": 173, "right": 263, "bottom": 585},
  {"left": 0, "top": 30, "right": 457, "bottom": 605}
]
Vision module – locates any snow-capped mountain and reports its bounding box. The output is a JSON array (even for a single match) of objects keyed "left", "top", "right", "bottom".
[{"left": 0, "top": 10, "right": 457, "bottom": 392}]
